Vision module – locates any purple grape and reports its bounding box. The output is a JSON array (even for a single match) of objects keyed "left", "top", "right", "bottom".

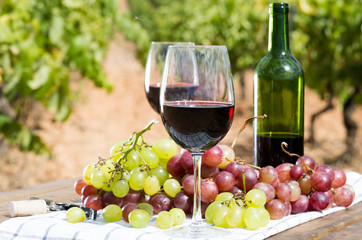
[
  {"left": 149, "top": 192, "right": 173, "bottom": 214},
  {"left": 311, "top": 171, "right": 332, "bottom": 192},
  {"left": 214, "top": 171, "right": 235, "bottom": 192},
  {"left": 291, "top": 195, "right": 309, "bottom": 214},
  {"left": 309, "top": 191, "right": 330, "bottom": 211},
  {"left": 237, "top": 168, "right": 258, "bottom": 192},
  {"left": 167, "top": 154, "right": 186, "bottom": 177},
  {"left": 122, "top": 203, "right": 139, "bottom": 223},
  {"left": 180, "top": 150, "right": 193, "bottom": 173},
  {"left": 173, "top": 190, "right": 192, "bottom": 214},
  {"left": 201, "top": 163, "right": 219, "bottom": 178}
]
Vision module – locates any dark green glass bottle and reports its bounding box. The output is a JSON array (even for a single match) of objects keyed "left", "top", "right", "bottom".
[{"left": 253, "top": 3, "right": 304, "bottom": 167}]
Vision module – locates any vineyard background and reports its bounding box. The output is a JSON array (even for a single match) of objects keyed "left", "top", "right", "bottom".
[{"left": 0, "top": 0, "right": 361, "bottom": 191}]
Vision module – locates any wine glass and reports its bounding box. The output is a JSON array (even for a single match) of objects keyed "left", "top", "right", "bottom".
[
  {"left": 160, "top": 45, "right": 235, "bottom": 237},
  {"left": 144, "top": 41, "right": 195, "bottom": 114}
]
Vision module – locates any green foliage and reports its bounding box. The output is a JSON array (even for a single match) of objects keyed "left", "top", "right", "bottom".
[
  {"left": 0, "top": 0, "right": 119, "bottom": 154},
  {"left": 125, "top": 0, "right": 362, "bottom": 103},
  {"left": 292, "top": 0, "right": 362, "bottom": 104}
]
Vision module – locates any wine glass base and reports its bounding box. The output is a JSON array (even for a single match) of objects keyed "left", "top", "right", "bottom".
[{"left": 165, "top": 222, "right": 228, "bottom": 239}]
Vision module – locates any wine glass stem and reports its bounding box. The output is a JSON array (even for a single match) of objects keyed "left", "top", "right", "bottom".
[{"left": 191, "top": 153, "right": 203, "bottom": 227}]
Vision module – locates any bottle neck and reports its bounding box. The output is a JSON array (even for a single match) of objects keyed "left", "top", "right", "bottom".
[{"left": 268, "top": 12, "right": 290, "bottom": 53}]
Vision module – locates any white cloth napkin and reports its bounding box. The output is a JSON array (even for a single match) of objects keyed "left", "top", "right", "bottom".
[{"left": 1, "top": 172, "right": 361, "bottom": 240}]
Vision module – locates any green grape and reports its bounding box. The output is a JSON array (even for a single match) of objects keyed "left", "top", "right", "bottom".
[
  {"left": 244, "top": 207, "right": 262, "bottom": 230},
  {"left": 150, "top": 166, "right": 169, "bottom": 186},
  {"left": 110, "top": 140, "right": 128, "bottom": 162},
  {"left": 100, "top": 160, "right": 116, "bottom": 180},
  {"left": 152, "top": 139, "right": 177, "bottom": 160},
  {"left": 129, "top": 168, "right": 147, "bottom": 190},
  {"left": 245, "top": 189, "right": 267, "bottom": 208},
  {"left": 66, "top": 207, "right": 86, "bottom": 223},
  {"left": 112, "top": 179, "right": 130, "bottom": 197},
  {"left": 225, "top": 205, "right": 245, "bottom": 228},
  {"left": 144, "top": 175, "right": 160, "bottom": 196},
  {"left": 257, "top": 207, "right": 270, "bottom": 227},
  {"left": 215, "top": 192, "right": 234, "bottom": 202},
  {"left": 163, "top": 179, "right": 181, "bottom": 198},
  {"left": 102, "top": 182, "right": 113, "bottom": 191},
  {"left": 129, "top": 209, "right": 151, "bottom": 228},
  {"left": 103, "top": 204, "right": 123, "bottom": 222},
  {"left": 156, "top": 211, "right": 174, "bottom": 229},
  {"left": 83, "top": 163, "right": 97, "bottom": 185},
  {"left": 91, "top": 169, "right": 107, "bottom": 189},
  {"left": 125, "top": 150, "right": 140, "bottom": 171},
  {"left": 158, "top": 158, "right": 169, "bottom": 168},
  {"left": 205, "top": 201, "right": 223, "bottom": 224},
  {"left": 137, "top": 203, "right": 154, "bottom": 216},
  {"left": 140, "top": 148, "right": 159, "bottom": 168},
  {"left": 169, "top": 208, "right": 186, "bottom": 226},
  {"left": 213, "top": 205, "right": 229, "bottom": 228},
  {"left": 122, "top": 170, "right": 131, "bottom": 181}
]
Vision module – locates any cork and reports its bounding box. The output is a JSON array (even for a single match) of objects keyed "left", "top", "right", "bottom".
[{"left": 9, "top": 200, "right": 48, "bottom": 217}]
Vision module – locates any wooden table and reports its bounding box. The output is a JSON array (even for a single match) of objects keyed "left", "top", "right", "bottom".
[{"left": 1, "top": 178, "right": 361, "bottom": 239}]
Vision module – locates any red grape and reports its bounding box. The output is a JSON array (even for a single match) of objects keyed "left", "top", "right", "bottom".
[
  {"left": 225, "top": 162, "right": 251, "bottom": 177},
  {"left": 259, "top": 166, "right": 278, "bottom": 184},
  {"left": 253, "top": 182, "right": 275, "bottom": 203},
  {"left": 202, "top": 145, "right": 223, "bottom": 167},
  {"left": 315, "top": 164, "right": 335, "bottom": 181},
  {"left": 311, "top": 171, "right": 332, "bottom": 192},
  {"left": 81, "top": 184, "right": 98, "bottom": 198},
  {"left": 182, "top": 174, "right": 195, "bottom": 195},
  {"left": 180, "top": 151, "right": 193, "bottom": 173},
  {"left": 237, "top": 168, "right": 258, "bottom": 192},
  {"left": 201, "top": 164, "right": 219, "bottom": 178},
  {"left": 290, "top": 165, "right": 305, "bottom": 180},
  {"left": 214, "top": 171, "right": 235, "bottom": 192},
  {"left": 124, "top": 189, "right": 141, "bottom": 204},
  {"left": 275, "top": 182, "right": 292, "bottom": 201},
  {"left": 296, "top": 155, "right": 315, "bottom": 170},
  {"left": 74, "top": 179, "right": 87, "bottom": 196},
  {"left": 201, "top": 179, "right": 219, "bottom": 203},
  {"left": 266, "top": 199, "right": 287, "bottom": 220},
  {"left": 291, "top": 195, "right": 309, "bottom": 214},
  {"left": 173, "top": 190, "right": 192, "bottom": 214},
  {"left": 122, "top": 203, "right": 139, "bottom": 222},
  {"left": 309, "top": 191, "right": 330, "bottom": 211},
  {"left": 84, "top": 195, "right": 103, "bottom": 211},
  {"left": 276, "top": 163, "right": 293, "bottom": 182},
  {"left": 343, "top": 184, "right": 355, "bottom": 198},
  {"left": 149, "top": 192, "right": 173, "bottom": 214},
  {"left": 333, "top": 187, "right": 354, "bottom": 207},
  {"left": 167, "top": 154, "right": 186, "bottom": 177},
  {"left": 102, "top": 191, "right": 123, "bottom": 207},
  {"left": 331, "top": 169, "right": 347, "bottom": 188}
]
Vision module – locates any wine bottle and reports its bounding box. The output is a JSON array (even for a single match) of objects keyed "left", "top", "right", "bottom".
[{"left": 253, "top": 2, "right": 304, "bottom": 167}]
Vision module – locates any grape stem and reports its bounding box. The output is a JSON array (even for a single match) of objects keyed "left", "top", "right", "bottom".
[
  {"left": 230, "top": 114, "right": 267, "bottom": 149},
  {"left": 115, "top": 119, "right": 159, "bottom": 165},
  {"left": 281, "top": 142, "right": 312, "bottom": 172}
]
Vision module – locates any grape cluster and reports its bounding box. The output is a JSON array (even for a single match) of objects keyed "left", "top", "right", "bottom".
[{"left": 70, "top": 120, "right": 355, "bottom": 231}]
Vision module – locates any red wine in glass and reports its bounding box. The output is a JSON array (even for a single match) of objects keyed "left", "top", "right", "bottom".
[
  {"left": 161, "top": 101, "right": 234, "bottom": 151},
  {"left": 145, "top": 83, "right": 199, "bottom": 114}
]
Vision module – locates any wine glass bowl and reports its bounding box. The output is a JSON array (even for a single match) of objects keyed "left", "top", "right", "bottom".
[
  {"left": 160, "top": 45, "right": 235, "bottom": 237},
  {"left": 144, "top": 42, "right": 195, "bottom": 114}
]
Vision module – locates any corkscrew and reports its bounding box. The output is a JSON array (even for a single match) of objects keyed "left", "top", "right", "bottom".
[{"left": 10, "top": 197, "right": 97, "bottom": 220}]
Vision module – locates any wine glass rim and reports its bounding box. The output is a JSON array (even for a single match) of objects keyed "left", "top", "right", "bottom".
[
  {"left": 168, "top": 45, "right": 227, "bottom": 49},
  {"left": 151, "top": 41, "right": 195, "bottom": 44}
]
